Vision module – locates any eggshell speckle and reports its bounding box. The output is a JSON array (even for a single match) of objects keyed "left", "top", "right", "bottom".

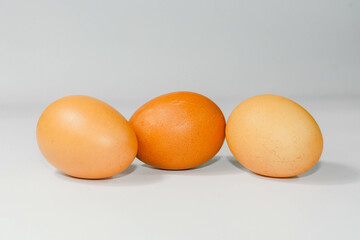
[
  {"left": 226, "top": 94, "right": 323, "bottom": 177},
  {"left": 130, "top": 91, "right": 225, "bottom": 170}
]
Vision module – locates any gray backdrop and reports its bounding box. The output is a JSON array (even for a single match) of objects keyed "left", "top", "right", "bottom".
[{"left": 1, "top": 0, "right": 359, "bottom": 106}]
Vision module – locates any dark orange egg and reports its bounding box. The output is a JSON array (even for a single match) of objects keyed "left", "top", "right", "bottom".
[{"left": 130, "top": 91, "right": 225, "bottom": 170}]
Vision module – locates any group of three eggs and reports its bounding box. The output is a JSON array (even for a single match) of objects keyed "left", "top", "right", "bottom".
[{"left": 36, "top": 92, "right": 323, "bottom": 179}]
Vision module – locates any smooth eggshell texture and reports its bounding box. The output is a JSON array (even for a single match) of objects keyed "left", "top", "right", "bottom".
[
  {"left": 130, "top": 91, "right": 226, "bottom": 170},
  {"left": 36, "top": 95, "right": 138, "bottom": 179},
  {"left": 226, "top": 94, "right": 323, "bottom": 178}
]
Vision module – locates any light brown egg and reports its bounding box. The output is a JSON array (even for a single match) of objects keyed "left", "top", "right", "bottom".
[
  {"left": 226, "top": 94, "right": 323, "bottom": 177},
  {"left": 130, "top": 91, "right": 225, "bottom": 170},
  {"left": 36, "top": 95, "right": 138, "bottom": 179}
]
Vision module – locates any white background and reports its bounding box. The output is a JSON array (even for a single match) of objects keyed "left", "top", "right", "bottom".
[
  {"left": 1, "top": 0, "right": 359, "bottom": 105},
  {"left": 1, "top": 1, "right": 360, "bottom": 239}
]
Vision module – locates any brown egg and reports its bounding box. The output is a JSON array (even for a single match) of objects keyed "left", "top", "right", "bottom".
[
  {"left": 130, "top": 91, "right": 225, "bottom": 170},
  {"left": 226, "top": 94, "right": 323, "bottom": 177},
  {"left": 36, "top": 95, "right": 138, "bottom": 179}
]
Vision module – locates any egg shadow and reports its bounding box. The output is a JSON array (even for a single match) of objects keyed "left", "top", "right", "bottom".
[
  {"left": 54, "top": 163, "right": 164, "bottom": 186},
  {"left": 140, "top": 155, "right": 243, "bottom": 176},
  {"left": 141, "top": 156, "right": 220, "bottom": 170},
  {"left": 226, "top": 156, "right": 360, "bottom": 185},
  {"left": 296, "top": 160, "right": 360, "bottom": 185},
  {"left": 226, "top": 156, "right": 247, "bottom": 171}
]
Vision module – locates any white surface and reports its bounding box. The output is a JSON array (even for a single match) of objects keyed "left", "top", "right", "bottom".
[
  {"left": 1, "top": 0, "right": 360, "bottom": 105},
  {"left": 1, "top": 97, "right": 360, "bottom": 240}
]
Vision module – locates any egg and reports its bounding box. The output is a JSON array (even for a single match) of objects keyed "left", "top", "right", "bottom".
[
  {"left": 130, "top": 91, "right": 225, "bottom": 170},
  {"left": 226, "top": 94, "right": 323, "bottom": 178},
  {"left": 36, "top": 95, "right": 138, "bottom": 179}
]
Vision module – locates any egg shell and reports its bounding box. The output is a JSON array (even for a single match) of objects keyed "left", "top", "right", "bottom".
[
  {"left": 225, "top": 94, "right": 323, "bottom": 178},
  {"left": 36, "top": 95, "right": 138, "bottom": 179},
  {"left": 130, "top": 91, "right": 226, "bottom": 170}
]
